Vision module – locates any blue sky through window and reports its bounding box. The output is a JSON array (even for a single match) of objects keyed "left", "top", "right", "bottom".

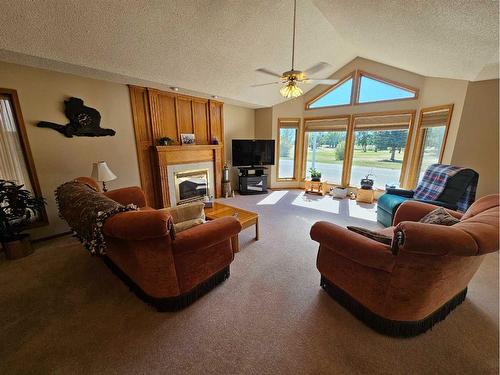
[
  {"left": 309, "top": 78, "right": 352, "bottom": 108},
  {"left": 358, "top": 76, "right": 415, "bottom": 103}
]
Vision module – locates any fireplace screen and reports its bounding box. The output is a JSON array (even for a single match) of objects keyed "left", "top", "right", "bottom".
[{"left": 174, "top": 169, "right": 209, "bottom": 205}]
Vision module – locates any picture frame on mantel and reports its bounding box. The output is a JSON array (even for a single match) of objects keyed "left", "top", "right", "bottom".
[{"left": 180, "top": 133, "right": 195, "bottom": 145}]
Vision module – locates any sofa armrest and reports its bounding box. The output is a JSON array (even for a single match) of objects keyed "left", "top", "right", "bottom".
[
  {"left": 395, "top": 221, "right": 478, "bottom": 256},
  {"left": 103, "top": 210, "right": 172, "bottom": 240},
  {"left": 385, "top": 188, "right": 414, "bottom": 198},
  {"left": 104, "top": 186, "right": 147, "bottom": 208},
  {"left": 173, "top": 217, "right": 242, "bottom": 253},
  {"left": 393, "top": 200, "right": 463, "bottom": 225},
  {"left": 310, "top": 221, "right": 395, "bottom": 272}
]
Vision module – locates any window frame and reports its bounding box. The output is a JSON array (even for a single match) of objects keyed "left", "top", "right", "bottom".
[
  {"left": 408, "top": 104, "right": 454, "bottom": 188},
  {"left": 305, "top": 72, "right": 356, "bottom": 110},
  {"left": 345, "top": 110, "right": 416, "bottom": 189},
  {"left": 301, "top": 115, "right": 351, "bottom": 185},
  {"left": 276, "top": 118, "right": 301, "bottom": 182},
  {"left": 305, "top": 70, "right": 419, "bottom": 110},
  {"left": 0, "top": 88, "right": 48, "bottom": 227}
]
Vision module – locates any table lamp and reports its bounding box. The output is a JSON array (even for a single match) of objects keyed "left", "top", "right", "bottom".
[{"left": 91, "top": 161, "right": 117, "bottom": 192}]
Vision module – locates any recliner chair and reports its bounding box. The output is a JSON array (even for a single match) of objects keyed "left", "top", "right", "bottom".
[
  {"left": 310, "top": 194, "right": 499, "bottom": 337},
  {"left": 377, "top": 164, "right": 478, "bottom": 227}
]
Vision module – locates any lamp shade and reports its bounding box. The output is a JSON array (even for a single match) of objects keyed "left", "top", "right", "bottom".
[{"left": 91, "top": 161, "right": 117, "bottom": 182}]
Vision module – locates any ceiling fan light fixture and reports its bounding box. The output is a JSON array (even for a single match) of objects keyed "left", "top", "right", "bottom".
[{"left": 280, "top": 82, "right": 303, "bottom": 98}]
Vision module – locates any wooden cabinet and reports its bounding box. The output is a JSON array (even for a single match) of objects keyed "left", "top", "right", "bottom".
[
  {"left": 193, "top": 99, "right": 210, "bottom": 144},
  {"left": 128, "top": 86, "right": 224, "bottom": 207},
  {"left": 129, "top": 86, "right": 158, "bottom": 207},
  {"left": 177, "top": 96, "right": 194, "bottom": 135}
]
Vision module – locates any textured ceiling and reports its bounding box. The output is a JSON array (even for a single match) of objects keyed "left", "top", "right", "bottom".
[{"left": 0, "top": 0, "right": 497, "bottom": 108}]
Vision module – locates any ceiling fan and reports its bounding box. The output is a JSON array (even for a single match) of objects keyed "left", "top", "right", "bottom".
[{"left": 253, "top": 0, "right": 338, "bottom": 99}]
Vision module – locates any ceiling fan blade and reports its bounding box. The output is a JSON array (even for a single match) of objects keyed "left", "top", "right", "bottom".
[
  {"left": 301, "top": 79, "right": 339, "bottom": 85},
  {"left": 303, "top": 62, "right": 330, "bottom": 76},
  {"left": 251, "top": 81, "right": 282, "bottom": 87},
  {"left": 256, "top": 68, "right": 283, "bottom": 78}
]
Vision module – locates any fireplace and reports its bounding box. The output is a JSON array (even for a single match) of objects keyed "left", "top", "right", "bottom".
[{"left": 174, "top": 169, "right": 209, "bottom": 205}]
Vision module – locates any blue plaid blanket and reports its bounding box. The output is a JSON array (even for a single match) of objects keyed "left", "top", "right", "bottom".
[{"left": 414, "top": 164, "right": 478, "bottom": 212}]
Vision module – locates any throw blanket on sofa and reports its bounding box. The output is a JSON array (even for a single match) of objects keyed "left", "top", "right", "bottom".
[
  {"left": 55, "top": 181, "right": 137, "bottom": 255},
  {"left": 414, "top": 164, "right": 478, "bottom": 212}
]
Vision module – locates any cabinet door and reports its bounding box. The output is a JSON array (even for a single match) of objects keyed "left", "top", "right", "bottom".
[
  {"left": 149, "top": 90, "right": 178, "bottom": 142},
  {"left": 129, "top": 86, "right": 157, "bottom": 207},
  {"left": 177, "top": 96, "right": 194, "bottom": 137},
  {"left": 193, "top": 99, "right": 210, "bottom": 144},
  {"left": 209, "top": 100, "right": 224, "bottom": 144}
]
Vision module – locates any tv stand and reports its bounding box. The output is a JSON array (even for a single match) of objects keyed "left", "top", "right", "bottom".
[{"left": 238, "top": 167, "right": 268, "bottom": 195}]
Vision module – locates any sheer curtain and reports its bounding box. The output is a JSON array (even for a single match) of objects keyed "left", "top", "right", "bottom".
[{"left": 0, "top": 96, "right": 33, "bottom": 192}]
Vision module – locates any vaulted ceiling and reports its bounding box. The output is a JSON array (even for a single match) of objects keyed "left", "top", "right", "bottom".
[{"left": 0, "top": 0, "right": 497, "bottom": 108}]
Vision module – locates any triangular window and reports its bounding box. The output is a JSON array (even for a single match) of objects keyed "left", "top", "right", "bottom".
[
  {"left": 358, "top": 74, "right": 417, "bottom": 103},
  {"left": 307, "top": 75, "right": 353, "bottom": 109}
]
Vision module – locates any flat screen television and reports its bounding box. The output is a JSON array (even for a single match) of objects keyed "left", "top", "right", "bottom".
[{"left": 232, "top": 139, "right": 275, "bottom": 166}]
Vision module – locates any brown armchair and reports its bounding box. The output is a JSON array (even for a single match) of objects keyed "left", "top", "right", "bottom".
[
  {"left": 310, "top": 194, "right": 499, "bottom": 337},
  {"left": 74, "top": 177, "right": 242, "bottom": 311}
]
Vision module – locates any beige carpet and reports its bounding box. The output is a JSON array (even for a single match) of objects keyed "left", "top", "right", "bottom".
[{"left": 0, "top": 190, "right": 498, "bottom": 374}]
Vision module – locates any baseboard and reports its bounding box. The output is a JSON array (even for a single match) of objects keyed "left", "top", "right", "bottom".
[
  {"left": 320, "top": 276, "right": 467, "bottom": 338},
  {"left": 103, "top": 256, "right": 230, "bottom": 312}
]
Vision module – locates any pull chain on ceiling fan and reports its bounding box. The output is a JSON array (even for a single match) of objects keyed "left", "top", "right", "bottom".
[{"left": 253, "top": 0, "right": 338, "bottom": 98}]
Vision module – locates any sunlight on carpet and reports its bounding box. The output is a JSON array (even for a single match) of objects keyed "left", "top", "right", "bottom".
[
  {"left": 291, "top": 192, "right": 378, "bottom": 221},
  {"left": 257, "top": 190, "right": 288, "bottom": 205}
]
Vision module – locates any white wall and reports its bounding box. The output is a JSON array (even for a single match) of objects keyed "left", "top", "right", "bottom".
[
  {"left": 0, "top": 61, "right": 258, "bottom": 238},
  {"left": 451, "top": 79, "right": 499, "bottom": 197},
  {"left": 223, "top": 104, "right": 256, "bottom": 189},
  {"left": 0, "top": 61, "right": 141, "bottom": 239}
]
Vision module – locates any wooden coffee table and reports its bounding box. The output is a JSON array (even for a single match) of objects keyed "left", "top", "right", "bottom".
[{"left": 204, "top": 202, "right": 258, "bottom": 252}]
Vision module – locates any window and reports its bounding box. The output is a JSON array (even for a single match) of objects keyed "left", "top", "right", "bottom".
[
  {"left": 305, "top": 71, "right": 419, "bottom": 110},
  {"left": 347, "top": 112, "right": 414, "bottom": 189},
  {"left": 308, "top": 77, "right": 354, "bottom": 109},
  {"left": 277, "top": 119, "right": 300, "bottom": 180},
  {"left": 0, "top": 88, "right": 47, "bottom": 225},
  {"left": 410, "top": 105, "right": 453, "bottom": 186},
  {"left": 302, "top": 117, "right": 349, "bottom": 185},
  {"left": 357, "top": 73, "right": 417, "bottom": 103}
]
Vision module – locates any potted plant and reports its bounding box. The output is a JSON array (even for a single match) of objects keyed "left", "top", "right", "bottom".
[
  {"left": 0, "top": 180, "right": 45, "bottom": 260},
  {"left": 309, "top": 167, "right": 322, "bottom": 182}
]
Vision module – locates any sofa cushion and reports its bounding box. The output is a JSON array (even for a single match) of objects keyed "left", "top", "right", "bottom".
[
  {"left": 160, "top": 202, "right": 205, "bottom": 224},
  {"left": 419, "top": 207, "right": 460, "bottom": 226},
  {"left": 174, "top": 218, "right": 205, "bottom": 233}
]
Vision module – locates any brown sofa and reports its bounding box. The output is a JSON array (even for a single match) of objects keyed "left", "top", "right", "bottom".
[
  {"left": 310, "top": 194, "right": 499, "bottom": 337},
  {"left": 75, "top": 177, "right": 242, "bottom": 311}
]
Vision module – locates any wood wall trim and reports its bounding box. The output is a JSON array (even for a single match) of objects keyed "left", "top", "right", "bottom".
[
  {"left": 407, "top": 104, "right": 454, "bottom": 188},
  {"left": 276, "top": 117, "right": 301, "bottom": 181},
  {"left": 305, "top": 71, "right": 356, "bottom": 110},
  {"left": 0, "top": 87, "right": 48, "bottom": 226},
  {"left": 129, "top": 85, "right": 225, "bottom": 207}
]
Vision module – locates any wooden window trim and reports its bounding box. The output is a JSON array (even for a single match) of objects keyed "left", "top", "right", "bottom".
[
  {"left": 277, "top": 118, "right": 301, "bottom": 182},
  {"left": 305, "top": 71, "right": 356, "bottom": 110},
  {"left": 0, "top": 88, "right": 48, "bottom": 228},
  {"left": 408, "top": 104, "right": 454, "bottom": 188},
  {"left": 355, "top": 70, "right": 419, "bottom": 105},
  {"left": 301, "top": 115, "right": 350, "bottom": 184},
  {"left": 346, "top": 110, "right": 417, "bottom": 188}
]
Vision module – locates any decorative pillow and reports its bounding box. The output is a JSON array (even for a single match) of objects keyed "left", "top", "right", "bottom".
[
  {"left": 173, "top": 218, "right": 204, "bottom": 233},
  {"left": 419, "top": 207, "right": 460, "bottom": 226},
  {"left": 347, "top": 226, "right": 392, "bottom": 245}
]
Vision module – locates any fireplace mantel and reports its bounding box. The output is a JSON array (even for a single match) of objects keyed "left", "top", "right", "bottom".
[{"left": 154, "top": 144, "right": 223, "bottom": 207}]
